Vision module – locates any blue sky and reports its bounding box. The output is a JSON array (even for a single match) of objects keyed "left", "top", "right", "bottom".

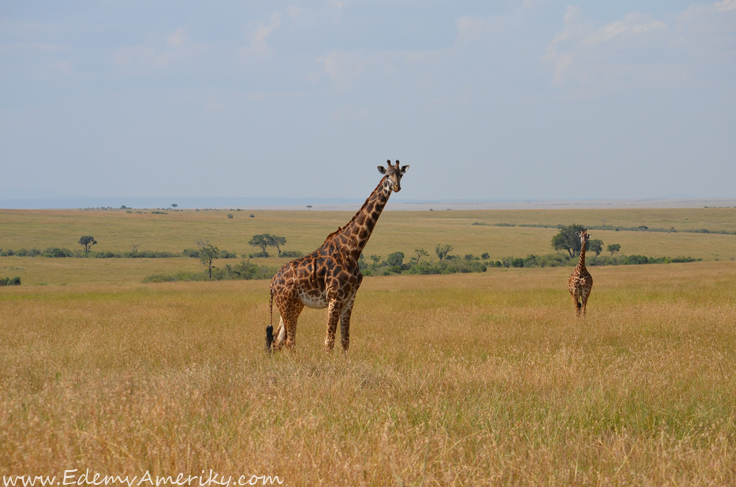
[{"left": 1, "top": 1, "right": 734, "bottom": 203}]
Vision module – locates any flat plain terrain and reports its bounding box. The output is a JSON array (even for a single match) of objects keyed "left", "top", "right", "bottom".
[
  {"left": 2, "top": 207, "right": 736, "bottom": 285},
  {"left": 1, "top": 208, "right": 736, "bottom": 485}
]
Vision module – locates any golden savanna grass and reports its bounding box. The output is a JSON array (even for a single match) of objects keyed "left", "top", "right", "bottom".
[{"left": 2, "top": 261, "right": 736, "bottom": 485}]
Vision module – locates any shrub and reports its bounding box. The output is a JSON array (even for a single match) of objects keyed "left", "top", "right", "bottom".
[
  {"left": 386, "top": 251, "right": 405, "bottom": 267},
  {"left": 625, "top": 255, "right": 649, "bottom": 265},
  {"left": 227, "top": 214, "right": 234, "bottom": 219},
  {"left": 43, "top": 248, "right": 73, "bottom": 258},
  {"left": 280, "top": 250, "right": 303, "bottom": 258},
  {"left": 182, "top": 248, "right": 200, "bottom": 258},
  {"left": 0, "top": 277, "right": 21, "bottom": 286},
  {"left": 95, "top": 251, "right": 119, "bottom": 258}
]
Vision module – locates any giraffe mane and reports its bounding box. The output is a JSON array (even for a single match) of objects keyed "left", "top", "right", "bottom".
[{"left": 318, "top": 175, "right": 387, "bottom": 246}]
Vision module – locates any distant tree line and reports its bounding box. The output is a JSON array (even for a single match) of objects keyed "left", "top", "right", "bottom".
[
  {"left": 472, "top": 221, "right": 736, "bottom": 236},
  {"left": 1, "top": 233, "right": 301, "bottom": 260}
]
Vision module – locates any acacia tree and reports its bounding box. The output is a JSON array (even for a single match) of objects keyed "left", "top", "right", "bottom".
[
  {"left": 607, "top": 243, "right": 621, "bottom": 256},
  {"left": 588, "top": 239, "right": 604, "bottom": 258},
  {"left": 414, "top": 248, "right": 429, "bottom": 264},
  {"left": 551, "top": 224, "right": 586, "bottom": 258},
  {"left": 78, "top": 236, "right": 97, "bottom": 255},
  {"left": 435, "top": 244, "right": 453, "bottom": 261},
  {"left": 199, "top": 244, "right": 219, "bottom": 278},
  {"left": 267, "top": 234, "right": 287, "bottom": 257},
  {"left": 249, "top": 234, "right": 286, "bottom": 257}
]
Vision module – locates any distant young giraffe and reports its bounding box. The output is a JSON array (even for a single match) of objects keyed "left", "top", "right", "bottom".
[
  {"left": 266, "top": 160, "right": 409, "bottom": 352},
  {"left": 568, "top": 229, "right": 593, "bottom": 316}
]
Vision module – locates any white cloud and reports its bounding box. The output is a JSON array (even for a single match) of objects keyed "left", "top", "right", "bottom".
[
  {"left": 318, "top": 49, "right": 368, "bottom": 91},
  {"left": 114, "top": 28, "right": 204, "bottom": 74},
  {"left": 543, "top": 7, "right": 675, "bottom": 88},
  {"left": 241, "top": 14, "right": 281, "bottom": 58},
  {"left": 581, "top": 14, "right": 666, "bottom": 47},
  {"left": 166, "top": 28, "right": 188, "bottom": 47},
  {"left": 49, "top": 61, "right": 72, "bottom": 75},
  {"left": 715, "top": 0, "right": 736, "bottom": 12}
]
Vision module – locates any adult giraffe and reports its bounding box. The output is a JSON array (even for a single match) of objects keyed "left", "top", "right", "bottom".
[
  {"left": 568, "top": 229, "right": 593, "bottom": 317},
  {"left": 266, "top": 160, "right": 409, "bottom": 352}
]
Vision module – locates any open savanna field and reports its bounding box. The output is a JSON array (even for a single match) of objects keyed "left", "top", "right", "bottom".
[
  {"left": 2, "top": 207, "right": 736, "bottom": 285},
  {"left": 2, "top": 207, "right": 736, "bottom": 485}
]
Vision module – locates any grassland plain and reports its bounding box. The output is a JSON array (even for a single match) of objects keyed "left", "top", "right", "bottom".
[
  {"left": 2, "top": 208, "right": 736, "bottom": 286},
  {"left": 2, "top": 261, "right": 736, "bottom": 485}
]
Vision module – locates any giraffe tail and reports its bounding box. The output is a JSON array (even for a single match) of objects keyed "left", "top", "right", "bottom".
[{"left": 265, "top": 286, "right": 274, "bottom": 353}]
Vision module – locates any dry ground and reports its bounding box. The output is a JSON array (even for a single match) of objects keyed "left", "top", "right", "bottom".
[{"left": 2, "top": 261, "right": 735, "bottom": 485}]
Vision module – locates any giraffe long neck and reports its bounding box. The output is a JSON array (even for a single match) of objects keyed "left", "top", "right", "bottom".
[
  {"left": 333, "top": 177, "right": 392, "bottom": 261},
  {"left": 577, "top": 242, "right": 587, "bottom": 270}
]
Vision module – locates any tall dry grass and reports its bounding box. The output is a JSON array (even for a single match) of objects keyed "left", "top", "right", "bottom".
[{"left": 2, "top": 262, "right": 736, "bottom": 485}]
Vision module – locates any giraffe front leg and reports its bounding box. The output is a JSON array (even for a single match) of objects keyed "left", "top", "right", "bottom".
[
  {"left": 324, "top": 298, "right": 344, "bottom": 352},
  {"left": 339, "top": 284, "right": 360, "bottom": 352},
  {"left": 339, "top": 302, "right": 355, "bottom": 352}
]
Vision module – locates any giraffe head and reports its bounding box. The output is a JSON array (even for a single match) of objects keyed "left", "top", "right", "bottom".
[
  {"left": 579, "top": 229, "right": 590, "bottom": 249},
  {"left": 377, "top": 160, "right": 409, "bottom": 193}
]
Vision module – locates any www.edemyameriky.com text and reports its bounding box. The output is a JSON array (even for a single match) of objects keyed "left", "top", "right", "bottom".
[{"left": 3, "top": 469, "right": 283, "bottom": 487}]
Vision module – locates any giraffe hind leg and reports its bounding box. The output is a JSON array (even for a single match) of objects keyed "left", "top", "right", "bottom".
[
  {"left": 571, "top": 293, "right": 581, "bottom": 316},
  {"left": 581, "top": 289, "right": 591, "bottom": 316},
  {"left": 272, "top": 317, "right": 287, "bottom": 351}
]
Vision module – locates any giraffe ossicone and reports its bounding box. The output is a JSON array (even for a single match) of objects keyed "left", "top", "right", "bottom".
[
  {"left": 568, "top": 229, "right": 593, "bottom": 317},
  {"left": 266, "top": 160, "right": 409, "bottom": 352}
]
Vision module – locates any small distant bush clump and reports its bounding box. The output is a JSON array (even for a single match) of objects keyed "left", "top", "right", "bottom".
[
  {"left": 0, "top": 277, "right": 21, "bottom": 286},
  {"left": 182, "top": 248, "right": 238, "bottom": 259},
  {"left": 280, "top": 250, "right": 303, "bottom": 258},
  {"left": 43, "top": 248, "right": 73, "bottom": 258},
  {"left": 143, "top": 260, "right": 276, "bottom": 283}
]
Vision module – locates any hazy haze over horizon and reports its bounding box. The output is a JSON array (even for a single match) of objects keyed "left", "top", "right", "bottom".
[{"left": 1, "top": 1, "right": 734, "bottom": 203}]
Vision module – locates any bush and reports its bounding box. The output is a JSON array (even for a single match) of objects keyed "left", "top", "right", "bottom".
[
  {"left": 142, "top": 260, "right": 276, "bottom": 283},
  {"left": 43, "top": 247, "right": 73, "bottom": 258},
  {"left": 280, "top": 250, "right": 303, "bottom": 258},
  {"left": 386, "top": 251, "right": 404, "bottom": 267},
  {"left": 0, "top": 277, "right": 21, "bottom": 286},
  {"left": 95, "top": 251, "right": 118, "bottom": 258},
  {"left": 625, "top": 255, "right": 649, "bottom": 265}
]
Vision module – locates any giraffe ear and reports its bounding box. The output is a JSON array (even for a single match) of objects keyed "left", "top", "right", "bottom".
[
  {"left": 400, "top": 165, "right": 409, "bottom": 174},
  {"left": 377, "top": 166, "right": 387, "bottom": 174}
]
